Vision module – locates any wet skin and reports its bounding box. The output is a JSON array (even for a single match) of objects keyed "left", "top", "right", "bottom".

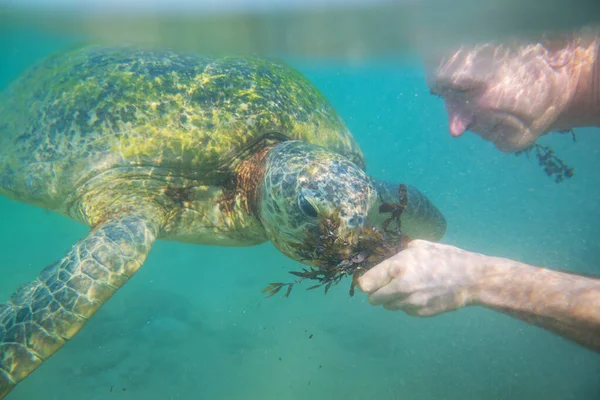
[
  {"left": 359, "top": 29, "right": 600, "bottom": 353},
  {"left": 424, "top": 30, "right": 600, "bottom": 151}
]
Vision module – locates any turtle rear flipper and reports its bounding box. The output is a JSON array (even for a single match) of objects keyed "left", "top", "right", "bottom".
[{"left": 0, "top": 210, "right": 161, "bottom": 398}]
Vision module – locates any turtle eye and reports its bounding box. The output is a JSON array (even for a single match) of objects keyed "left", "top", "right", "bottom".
[{"left": 298, "top": 192, "right": 318, "bottom": 218}]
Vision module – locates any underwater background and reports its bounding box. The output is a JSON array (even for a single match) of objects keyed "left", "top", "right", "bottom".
[{"left": 1, "top": 10, "right": 600, "bottom": 400}]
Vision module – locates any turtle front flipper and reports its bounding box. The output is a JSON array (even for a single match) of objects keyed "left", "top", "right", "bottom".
[{"left": 0, "top": 210, "right": 161, "bottom": 398}]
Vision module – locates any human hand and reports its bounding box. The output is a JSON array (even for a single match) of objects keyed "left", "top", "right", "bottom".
[{"left": 358, "top": 239, "right": 492, "bottom": 316}]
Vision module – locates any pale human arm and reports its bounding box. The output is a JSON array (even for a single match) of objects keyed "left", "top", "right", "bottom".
[{"left": 358, "top": 239, "right": 600, "bottom": 352}]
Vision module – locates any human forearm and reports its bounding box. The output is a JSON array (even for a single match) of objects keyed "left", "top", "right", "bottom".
[
  {"left": 359, "top": 240, "right": 600, "bottom": 352},
  {"left": 475, "top": 259, "right": 600, "bottom": 352}
]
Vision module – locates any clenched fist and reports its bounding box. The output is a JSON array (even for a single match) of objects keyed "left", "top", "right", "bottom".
[{"left": 358, "top": 239, "right": 496, "bottom": 316}]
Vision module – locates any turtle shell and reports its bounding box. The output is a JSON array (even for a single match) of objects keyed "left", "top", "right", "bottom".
[{"left": 0, "top": 45, "right": 364, "bottom": 209}]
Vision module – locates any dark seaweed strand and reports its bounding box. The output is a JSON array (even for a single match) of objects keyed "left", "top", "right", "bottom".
[
  {"left": 514, "top": 131, "right": 576, "bottom": 183},
  {"left": 262, "top": 199, "right": 409, "bottom": 298}
]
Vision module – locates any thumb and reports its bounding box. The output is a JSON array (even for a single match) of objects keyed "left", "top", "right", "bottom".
[
  {"left": 359, "top": 240, "right": 433, "bottom": 294},
  {"left": 358, "top": 257, "right": 397, "bottom": 294}
]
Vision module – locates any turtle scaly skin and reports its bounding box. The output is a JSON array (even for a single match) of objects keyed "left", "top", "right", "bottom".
[
  {"left": 0, "top": 46, "right": 363, "bottom": 245},
  {"left": 0, "top": 209, "right": 159, "bottom": 395},
  {"left": 0, "top": 45, "right": 446, "bottom": 398},
  {"left": 260, "top": 141, "right": 378, "bottom": 265}
]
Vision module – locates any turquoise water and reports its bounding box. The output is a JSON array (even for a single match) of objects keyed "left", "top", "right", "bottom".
[{"left": 1, "top": 26, "right": 600, "bottom": 400}]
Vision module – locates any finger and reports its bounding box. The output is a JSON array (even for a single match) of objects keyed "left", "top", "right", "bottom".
[
  {"left": 382, "top": 298, "right": 432, "bottom": 317},
  {"left": 367, "top": 280, "right": 410, "bottom": 306},
  {"left": 382, "top": 299, "right": 421, "bottom": 316},
  {"left": 382, "top": 298, "right": 407, "bottom": 311},
  {"left": 384, "top": 295, "right": 459, "bottom": 317},
  {"left": 357, "top": 258, "right": 396, "bottom": 294}
]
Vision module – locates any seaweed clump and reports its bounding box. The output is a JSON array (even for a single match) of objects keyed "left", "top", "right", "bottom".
[
  {"left": 263, "top": 196, "right": 409, "bottom": 298},
  {"left": 514, "top": 130, "right": 575, "bottom": 183}
]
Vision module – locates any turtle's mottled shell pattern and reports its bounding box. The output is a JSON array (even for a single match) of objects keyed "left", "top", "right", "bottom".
[{"left": 0, "top": 46, "right": 364, "bottom": 213}]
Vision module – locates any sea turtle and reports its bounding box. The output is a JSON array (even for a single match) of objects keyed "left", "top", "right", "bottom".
[{"left": 0, "top": 45, "right": 446, "bottom": 397}]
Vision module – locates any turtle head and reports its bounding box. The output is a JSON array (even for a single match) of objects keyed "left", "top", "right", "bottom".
[{"left": 259, "top": 140, "right": 389, "bottom": 268}]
